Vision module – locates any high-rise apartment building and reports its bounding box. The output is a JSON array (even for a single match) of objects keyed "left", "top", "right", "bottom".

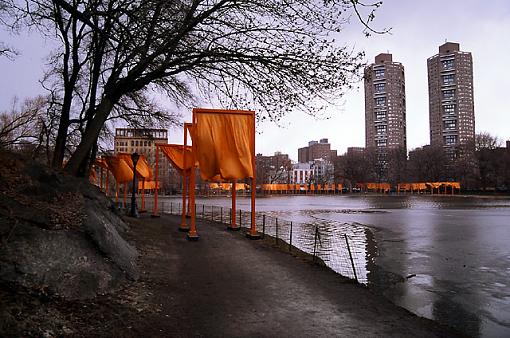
[
  {"left": 427, "top": 42, "right": 475, "bottom": 154},
  {"left": 364, "top": 53, "right": 407, "bottom": 152}
]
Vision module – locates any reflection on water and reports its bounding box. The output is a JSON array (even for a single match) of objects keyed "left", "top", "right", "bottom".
[{"left": 186, "top": 194, "right": 510, "bottom": 338}]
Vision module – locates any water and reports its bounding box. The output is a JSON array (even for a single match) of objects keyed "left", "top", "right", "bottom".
[{"left": 173, "top": 194, "right": 510, "bottom": 338}]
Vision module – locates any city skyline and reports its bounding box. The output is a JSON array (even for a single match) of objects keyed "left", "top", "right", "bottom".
[{"left": 0, "top": 0, "right": 509, "bottom": 162}]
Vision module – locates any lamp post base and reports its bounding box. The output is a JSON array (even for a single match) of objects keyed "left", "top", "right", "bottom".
[
  {"left": 150, "top": 213, "right": 161, "bottom": 218},
  {"left": 128, "top": 207, "right": 139, "bottom": 218},
  {"left": 227, "top": 226, "right": 241, "bottom": 231}
]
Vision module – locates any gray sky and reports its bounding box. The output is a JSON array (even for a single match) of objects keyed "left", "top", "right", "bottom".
[{"left": 1, "top": 0, "right": 509, "bottom": 161}]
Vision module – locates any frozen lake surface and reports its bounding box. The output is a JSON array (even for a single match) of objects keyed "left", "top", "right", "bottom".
[{"left": 172, "top": 194, "right": 510, "bottom": 338}]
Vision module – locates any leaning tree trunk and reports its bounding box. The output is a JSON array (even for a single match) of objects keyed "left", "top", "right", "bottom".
[
  {"left": 51, "top": 94, "right": 72, "bottom": 168},
  {"left": 65, "top": 97, "right": 115, "bottom": 176}
]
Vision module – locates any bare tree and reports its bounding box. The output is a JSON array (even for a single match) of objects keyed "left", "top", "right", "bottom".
[
  {"left": 386, "top": 146, "right": 408, "bottom": 185},
  {"left": 0, "top": 97, "right": 45, "bottom": 148},
  {"left": 7, "top": 0, "right": 385, "bottom": 176},
  {"left": 0, "top": 1, "right": 18, "bottom": 59},
  {"left": 475, "top": 132, "right": 503, "bottom": 191},
  {"left": 334, "top": 148, "right": 376, "bottom": 188},
  {"left": 407, "top": 145, "right": 447, "bottom": 182}
]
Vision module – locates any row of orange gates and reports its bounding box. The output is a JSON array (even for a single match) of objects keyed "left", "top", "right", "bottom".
[
  {"left": 255, "top": 182, "right": 460, "bottom": 194},
  {"left": 362, "top": 182, "right": 461, "bottom": 194},
  {"left": 91, "top": 108, "right": 260, "bottom": 241}
]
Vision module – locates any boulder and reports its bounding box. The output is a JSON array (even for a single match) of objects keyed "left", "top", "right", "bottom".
[{"left": 0, "top": 150, "right": 138, "bottom": 299}]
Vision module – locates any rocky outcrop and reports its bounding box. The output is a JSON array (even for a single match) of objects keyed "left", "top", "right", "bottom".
[{"left": 0, "top": 150, "right": 138, "bottom": 299}]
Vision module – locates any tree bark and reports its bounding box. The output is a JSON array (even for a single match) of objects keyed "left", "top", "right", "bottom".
[{"left": 65, "top": 95, "right": 115, "bottom": 176}]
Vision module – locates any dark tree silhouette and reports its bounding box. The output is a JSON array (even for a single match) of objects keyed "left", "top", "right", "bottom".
[{"left": 7, "top": 0, "right": 385, "bottom": 176}]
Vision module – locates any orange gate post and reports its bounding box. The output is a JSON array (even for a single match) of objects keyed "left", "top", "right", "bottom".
[
  {"left": 246, "top": 110, "right": 259, "bottom": 240},
  {"left": 115, "top": 180, "right": 119, "bottom": 206},
  {"left": 140, "top": 178, "right": 146, "bottom": 213},
  {"left": 100, "top": 167, "right": 104, "bottom": 192},
  {"left": 228, "top": 180, "right": 239, "bottom": 231},
  {"left": 151, "top": 145, "right": 160, "bottom": 218},
  {"left": 105, "top": 169, "right": 109, "bottom": 197},
  {"left": 179, "top": 124, "right": 191, "bottom": 231},
  {"left": 123, "top": 182, "right": 127, "bottom": 208},
  {"left": 187, "top": 121, "right": 199, "bottom": 241}
]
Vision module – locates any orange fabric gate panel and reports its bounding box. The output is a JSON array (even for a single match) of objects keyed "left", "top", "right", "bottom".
[
  {"left": 194, "top": 112, "right": 254, "bottom": 181},
  {"left": 95, "top": 157, "right": 109, "bottom": 170},
  {"left": 117, "top": 153, "right": 153, "bottom": 179},
  {"left": 89, "top": 169, "right": 97, "bottom": 183},
  {"left": 159, "top": 144, "right": 193, "bottom": 174},
  {"left": 139, "top": 180, "right": 160, "bottom": 190},
  {"left": 104, "top": 156, "right": 133, "bottom": 183}
]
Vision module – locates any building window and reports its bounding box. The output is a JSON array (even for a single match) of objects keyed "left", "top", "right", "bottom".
[
  {"left": 374, "top": 68, "right": 385, "bottom": 79},
  {"left": 442, "top": 59, "right": 454, "bottom": 70},
  {"left": 374, "top": 83, "right": 385, "bottom": 92},
  {"left": 375, "top": 125, "right": 387, "bottom": 135},
  {"left": 374, "top": 97, "right": 386, "bottom": 106},
  {"left": 442, "top": 89, "right": 455, "bottom": 100},
  {"left": 376, "top": 139, "right": 387, "bottom": 147},
  {"left": 375, "top": 111, "right": 386, "bottom": 120},
  {"left": 444, "top": 120, "right": 457, "bottom": 130},
  {"left": 443, "top": 104, "right": 455, "bottom": 115},
  {"left": 442, "top": 74, "right": 455, "bottom": 85},
  {"left": 131, "top": 140, "right": 134, "bottom": 146},
  {"left": 444, "top": 135, "right": 457, "bottom": 145}
]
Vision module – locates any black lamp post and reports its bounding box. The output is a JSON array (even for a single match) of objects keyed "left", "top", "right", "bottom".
[{"left": 129, "top": 152, "right": 140, "bottom": 217}]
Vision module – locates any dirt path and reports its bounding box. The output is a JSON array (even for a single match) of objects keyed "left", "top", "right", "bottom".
[
  {"left": 121, "top": 214, "right": 463, "bottom": 337},
  {"left": 1, "top": 213, "right": 465, "bottom": 337}
]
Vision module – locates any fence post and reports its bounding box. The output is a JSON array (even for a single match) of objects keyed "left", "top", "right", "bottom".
[
  {"left": 170, "top": 202, "right": 173, "bottom": 215},
  {"left": 275, "top": 218, "right": 279, "bottom": 244},
  {"left": 289, "top": 221, "right": 293, "bottom": 252},
  {"left": 202, "top": 204, "right": 205, "bottom": 218},
  {"left": 239, "top": 209, "right": 242, "bottom": 228},
  {"left": 229, "top": 208, "right": 232, "bottom": 225},
  {"left": 220, "top": 207, "right": 223, "bottom": 224},
  {"left": 313, "top": 226, "right": 318, "bottom": 262},
  {"left": 344, "top": 234, "right": 358, "bottom": 282},
  {"left": 262, "top": 214, "right": 266, "bottom": 239},
  {"left": 211, "top": 205, "right": 214, "bottom": 221}
]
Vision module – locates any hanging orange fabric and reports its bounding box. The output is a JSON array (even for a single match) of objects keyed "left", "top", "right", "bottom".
[
  {"left": 89, "top": 168, "right": 97, "bottom": 184},
  {"left": 158, "top": 144, "right": 193, "bottom": 174},
  {"left": 139, "top": 180, "right": 159, "bottom": 190},
  {"left": 94, "top": 157, "right": 109, "bottom": 170},
  {"left": 117, "top": 153, "right": 153, "bottom": 180},
  {"left": 194, "top": 112, "right": 254, "bottom": 180},
  {"left": 104, "top": 156, "right": 133, "bottom": 183}
]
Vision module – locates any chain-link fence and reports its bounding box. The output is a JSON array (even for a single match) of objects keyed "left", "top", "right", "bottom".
[{"left": 125, "top": 197, "right": 368, "bottom": 284}]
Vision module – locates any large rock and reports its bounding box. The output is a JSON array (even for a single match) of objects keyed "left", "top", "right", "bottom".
[
  {"left": 0, "top": 222, "right": 125, "bottom": 299},
  {"left": 82, "top": 197, "right": 139, "bottom": 280},
  {"left": 0, "top": 150, "right": 138, "bottom": 299}
]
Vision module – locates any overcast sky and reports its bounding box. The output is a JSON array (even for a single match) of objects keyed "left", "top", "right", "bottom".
[{"left": 1, "top": 0, "right": 509, "bottom": 162}]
